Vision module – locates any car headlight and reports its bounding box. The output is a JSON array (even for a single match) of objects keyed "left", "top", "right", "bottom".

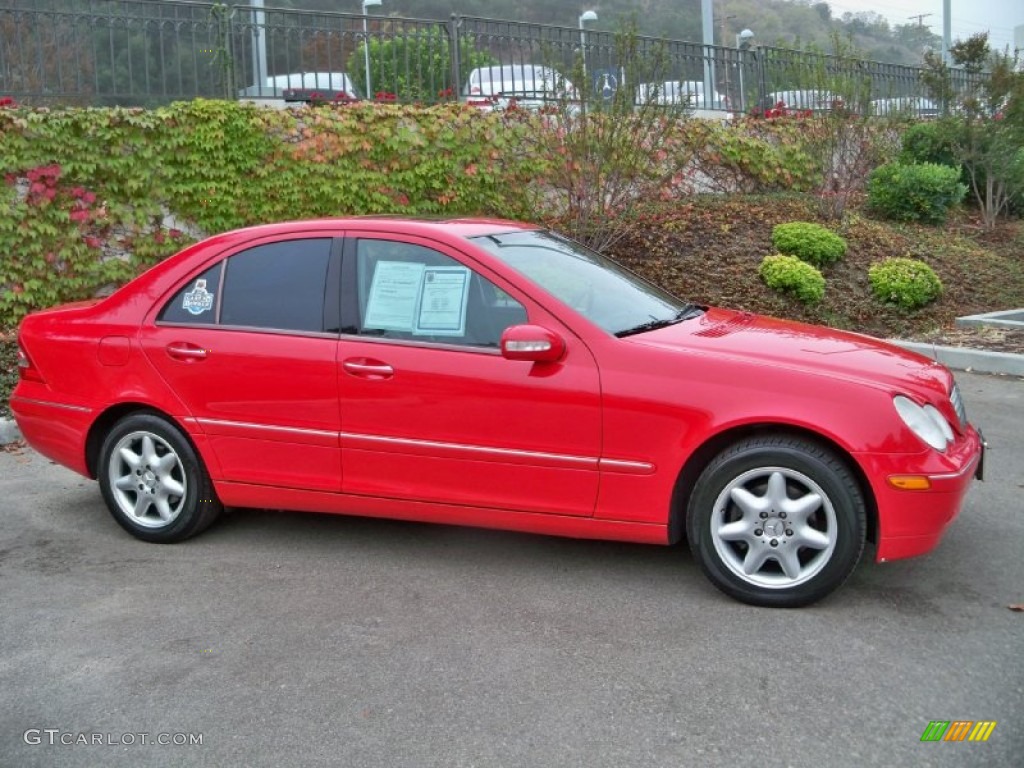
[{"left": 894, "top": 396, "right": 953, "bottom": 451}]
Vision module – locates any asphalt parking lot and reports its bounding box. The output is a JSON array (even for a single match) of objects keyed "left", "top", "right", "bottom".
[{"left": 1, "top": 371, "right": 1021, "bottom": 768}]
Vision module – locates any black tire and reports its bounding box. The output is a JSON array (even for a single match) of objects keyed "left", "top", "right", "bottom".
[
  {"left": 98, "top": 413, "right": 222, "bottom": 543},
  {"left": 686, "top": 435, "right": 866, "bottom": 608}
]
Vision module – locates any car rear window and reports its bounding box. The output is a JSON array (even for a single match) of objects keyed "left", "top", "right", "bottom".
[{"left": 157, "top": 239, "right": 333, "bottom": 333}]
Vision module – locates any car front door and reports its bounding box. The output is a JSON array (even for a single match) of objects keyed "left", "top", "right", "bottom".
[{"left": 337, "top": 233, "right": 601, "bottom": 516}]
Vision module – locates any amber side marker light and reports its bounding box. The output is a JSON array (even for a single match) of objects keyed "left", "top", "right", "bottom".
[{"left": 888, "top": 475, "right": 932, "bottom": 491}]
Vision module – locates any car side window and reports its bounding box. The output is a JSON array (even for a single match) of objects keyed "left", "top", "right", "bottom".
[
  {"left": 220, "top": 239, "right": 332, "bottom": 332},
  {"left": 158, "top": 262, "right": 223, "bottom": 325},
  {"left": 354, "top": 239, "right": 526, "bottom": 348}
]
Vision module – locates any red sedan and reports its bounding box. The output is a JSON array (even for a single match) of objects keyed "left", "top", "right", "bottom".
[{"left": 11, "top": 218, "right": 983, "bottom": 606}]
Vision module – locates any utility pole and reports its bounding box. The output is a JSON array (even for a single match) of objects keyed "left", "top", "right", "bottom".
[
  {"left": 942, "top": 0, "right": 951, "bottom": 65},
  {"left": 907, "top": 13, "right": 932, "bottom": 27}
]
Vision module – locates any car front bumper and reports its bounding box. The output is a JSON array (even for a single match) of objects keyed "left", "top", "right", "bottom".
[{"left": 855, "top": 425, "right": 984, "bottom": 562}]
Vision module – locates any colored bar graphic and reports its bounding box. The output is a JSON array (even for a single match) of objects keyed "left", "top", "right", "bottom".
[
  {"left": 968, "top": 722, "right": 997, "bottom": 742},
  {"left": 944, "top": 721, "right": 973, "bottom": 741},
  {"left": 921, "top": 720, "right": 997, "bottom": 742}
]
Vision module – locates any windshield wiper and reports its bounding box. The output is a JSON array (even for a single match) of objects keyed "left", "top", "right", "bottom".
[{"left": 615, "top": 304, "right": 704, "bottom": 338}]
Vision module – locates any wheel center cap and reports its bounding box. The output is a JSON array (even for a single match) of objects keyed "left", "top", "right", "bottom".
[
  {"left": 143, "top": 470, "right": 156, "bottom": 485},
  {"left": 763, "top": 519, "right": 785, "bottom": 537}
]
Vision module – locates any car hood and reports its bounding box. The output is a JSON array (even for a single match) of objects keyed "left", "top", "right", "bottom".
[{"left": 626, "top": 307, "right": 952, "bottom": 400}]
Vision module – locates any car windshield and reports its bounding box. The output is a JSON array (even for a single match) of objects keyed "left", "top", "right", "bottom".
[{"left": 472, "top": 230, "right": 700, "bottom": 336}]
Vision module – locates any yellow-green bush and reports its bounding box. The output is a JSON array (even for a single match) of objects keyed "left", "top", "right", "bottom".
[
  {"left": 759, "top": 254, "right": 826, "bottom": 304},
  {"left": 771, "top": 221, "right": 847, "bottom": 267},
  {"left": 868, "top": 257, "right": 943, "bottom": 310}
]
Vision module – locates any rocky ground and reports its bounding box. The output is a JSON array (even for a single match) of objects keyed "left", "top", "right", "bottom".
[{"left": 604, "top": 195, "right": 1024, "bottom": 342}]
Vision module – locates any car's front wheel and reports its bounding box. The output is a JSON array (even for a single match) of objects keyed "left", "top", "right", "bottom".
[
  {"left": 98, "top": 413, "right": 222, "bottom": 543},
  {"left": 686, "top": 436, "right": 866, "bottom": 607}
]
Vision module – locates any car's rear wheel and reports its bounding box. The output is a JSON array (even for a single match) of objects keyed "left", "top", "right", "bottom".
[
  {"left": 98, "top": 413, "right": 222, "bottom": 543},
  {"left": 686, "top": 436, "right": 866, "bottom": 607}
]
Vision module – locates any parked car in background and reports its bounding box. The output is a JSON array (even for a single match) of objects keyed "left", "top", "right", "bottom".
[
  {"left": 238, "top": 72, "right": 359, "bottom": 102},
  {"left": 635, "top": 80, "right": 727, "bottom": 110},
  {"left": 762, "top": 89, "right": 842, "bottom": 112},
  {"left": 463, "top": 64, "right": 575, "bottom": 111},
  {"left": 11, "top": 217, "right": 983, "bottom": 608},
  {"left": 870, "top": 96, "right": 939, "bottom": 118}
]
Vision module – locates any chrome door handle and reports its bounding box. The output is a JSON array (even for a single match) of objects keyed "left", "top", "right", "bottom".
[
  {"left": 342, "top": 360, "right": 394, "bottom": 378},
  {"left": 166, "top": 342, "right": 207, "bottom": 361}
]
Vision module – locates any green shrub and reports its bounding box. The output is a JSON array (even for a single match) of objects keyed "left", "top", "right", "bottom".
[
  {"left": 899, "top": 121, "right": 960, "bottom": 168},
  {"left": 868, "top": 257, "right": 943, "bottom": 310},
  {"left": 771, "top": 222, "right": 847, "bottom": 267},
  {"left": 0, "top": 335, "right": 16, "bottom": 417},
  {"left": 348, "top": 31, "right": 495, "bottom": 102},
  {"left": 867, "top": 162, "right": 967, "bottom": 224},
  {"left": 0, "top": 101, "right": 544, "bottom": 328},
  {"left": 687, "top": 120, "right": 821, "bottom": 194},
  {"left": 759, "top": 254, "right": 826, "bottom": 304}
]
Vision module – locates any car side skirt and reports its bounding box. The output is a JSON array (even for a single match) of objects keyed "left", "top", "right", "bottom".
[{"left": 216, "top": 481, "right": 670, "bottom": 545}]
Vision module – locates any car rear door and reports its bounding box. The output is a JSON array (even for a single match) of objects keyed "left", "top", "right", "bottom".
[
  {"left": 140, "top": 233, "right": 343, "bottom": 492},
  {"left": 337, "top": 232, "right": 602, "bottom": 516}
]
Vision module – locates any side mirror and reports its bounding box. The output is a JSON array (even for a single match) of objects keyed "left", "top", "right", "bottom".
[{"left": 500, "top": 324, "right": 566, "bottom": 363}]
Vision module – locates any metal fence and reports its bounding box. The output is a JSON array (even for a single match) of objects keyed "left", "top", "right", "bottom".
[{"left": 0, "top": 0, "right": 987, "bottom": 112}]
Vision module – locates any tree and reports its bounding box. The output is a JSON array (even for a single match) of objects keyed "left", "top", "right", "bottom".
[
  {"left": 348, "top": 26, "right": 495, "bottom": 101},
  {"left": 519, "top": 21, "right": 698, "bottom": 250},
  {"left": 922, "top": 33, "right": 1024, "bottom": 228},
  {"left": 794, "top": 33, "right": 895, "bottom": 220}
]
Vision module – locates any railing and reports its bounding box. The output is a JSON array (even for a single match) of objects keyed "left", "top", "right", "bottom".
[{"left": 0, "top": 0, "right": 987, "bottom": 112}]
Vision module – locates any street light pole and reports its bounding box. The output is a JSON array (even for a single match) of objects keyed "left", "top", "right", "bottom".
[
  {"left": 251, "top": 0, "right": 267, "bottom": 95},
  {"left": 736, "top": 28, "right": 754, "bottom": 114},
  {"left": 579, "top": 10, "right": 597, "bottom": 80},
  {"left": 362, "top": 0, "right": 382, "bottom": 100}
]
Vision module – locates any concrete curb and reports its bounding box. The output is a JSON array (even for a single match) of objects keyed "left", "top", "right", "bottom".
[
  {"left": 891, "top": 340, "right": 1024, "bottom": 377},
  {"left": 0, "top": 416, "right": 21, "bottom": 446}
]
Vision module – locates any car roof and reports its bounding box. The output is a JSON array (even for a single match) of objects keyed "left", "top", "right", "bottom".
[
  {"left": 469, "top": 65, "right": 564, "bottom": 84},
  {"left": 266, "top": 72, "right": 353, "bottom": 88},
  {"left": 102, "top": 217, "right": 543, "bottom": 309},
  {"left": 221, "top": 216, "right": 541, "bottom": 240}
]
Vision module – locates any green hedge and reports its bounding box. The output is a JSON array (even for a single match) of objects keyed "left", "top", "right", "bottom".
[
  {"left": 0, "top": 101, "right": 861, "bottom": 333},
  {"left": 0, "top": 100, "right": 544, "bottom": 330}
]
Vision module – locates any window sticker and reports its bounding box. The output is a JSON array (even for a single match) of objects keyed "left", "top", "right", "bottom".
[
  {"left": 414, "top": 267, "right": 470, "bottom": 336},
  {"left": 182, "top": 279, "right": 215, "bottom": 316},
  {"left": 364, "top": 261, "right": 425, "bottom": 332}
]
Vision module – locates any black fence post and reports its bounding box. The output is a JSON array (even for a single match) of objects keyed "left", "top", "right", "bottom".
[
  {"left": 754, "top": 45, "right": 767, "bottom": 112},
  {"left": 448, "top": 14, "right": 461, "bottom": 101}
]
